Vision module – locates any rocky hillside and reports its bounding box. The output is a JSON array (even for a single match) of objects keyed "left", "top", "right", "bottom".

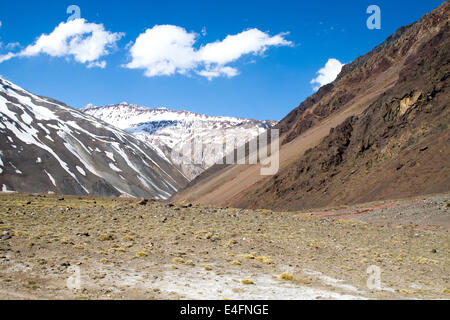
[
  {"left": 83, "top": 103, "right": 275, "bottom": 180},
  {"left": 173, "top": 2, "right": 450, "bottom": 210},
  {"left": 0, "top": 77, "right": 187, "bottom": 198}
]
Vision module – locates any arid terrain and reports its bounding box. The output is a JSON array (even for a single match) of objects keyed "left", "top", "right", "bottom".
[
  {"left": 0, "top": 192, "right": 448, "bottom": 300},
  {"left": 0, "top": 0, "right": 448, "bottom": 304}
]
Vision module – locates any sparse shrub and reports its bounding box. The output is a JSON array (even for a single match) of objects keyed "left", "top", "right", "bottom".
[
  {"left": 225, "top": 240, "right": 237, "bottom": 248},
  {"left": 255, "top": 256, "right": 273, "bottom": 264},
  {"left": 99, "top": 234, "right": 114, "bottom": 241},
  {"left": 416, "top": 257, "right": 439, "bottom": 265},
  {"left": 341, "top": 266, "right": 353, "bottom": 271},
  {"left": 25, "top": 280, "right": 39, "bottom": 290},
  {"left": 205, "top": 233, "right": 213, "bottom": 239},
  {"left": 241, "top": 279, "right": 254, "bottom": 285},
  {"left": 310, "top": 243, "right": 320, "bottom": 249},
  {"left": 172, "top": 257, "right": 185, "bottom": 264},
  {"left": 185, "top": 260, "right": 195, "bottom": 266},
  {"left": 279, "top": 272, "right": 294, "bottom": 281},
  {"left": 242, "top": 253, "right": 255, "bottom": 259}
]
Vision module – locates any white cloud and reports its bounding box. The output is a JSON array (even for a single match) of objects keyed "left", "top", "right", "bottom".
[
  {"left": 87, "top": 60, "right": 107, "bottom": 69},
  {"left": 125, "top": 25, "right": 292, "bottom": 79},
  {"left": 0, "top": 19, "right": 123, "bottom": 68},
  {"left": 198, "top": 29, "right": 291, "bottom": 65},
  {"left": 310, "top": 58, "right": 344, "bottom": 91},
  {"left": 197, "top": 65, "right": 239, "bottom": 80},
  {"left": 125, "top": 25, "right": 197, "bottom": 77},
  {"left": 0, "top": 52, "right": 14, "bottom": 63},
  {"left": 0, "top": 21, "right": 2, "bottom": 28}
]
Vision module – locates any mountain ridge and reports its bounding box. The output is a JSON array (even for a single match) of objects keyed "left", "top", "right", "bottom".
[
  {"left": 172, "top": 1, "right": 450, "bottom": 209},
  {"left": 0, "top": 76, "right": 188, "bottom": 198}
]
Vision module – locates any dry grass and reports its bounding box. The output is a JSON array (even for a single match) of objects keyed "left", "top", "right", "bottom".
[
  {"left": 0, "top": 193, "right": 448, "bottom": 299},
  {"left": 279, "top": 272, "right": 294, "bottom": 281},
  {"left": 240, "top": 279, "right": 254, "bottom": 285}
]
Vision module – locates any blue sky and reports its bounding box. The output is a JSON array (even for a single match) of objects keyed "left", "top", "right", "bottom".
[{"left": 0, "top": 0, "right": 444, "bottom": 120}]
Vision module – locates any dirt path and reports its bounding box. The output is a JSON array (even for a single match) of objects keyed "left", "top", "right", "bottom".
[{"left": 0, "top": 193, "right": 448, "bottom": 299}]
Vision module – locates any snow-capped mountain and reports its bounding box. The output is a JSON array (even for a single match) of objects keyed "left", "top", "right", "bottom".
[
  {"left": 83, "top": 103, "right": 277, "bottom": 180},
  {"left": 0, "top": 77, "right": 187, "bottom": 198}
]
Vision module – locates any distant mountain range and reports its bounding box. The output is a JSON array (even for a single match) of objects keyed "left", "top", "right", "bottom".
[
  {"left": 0, "top": 77, "right": 187, "bottom": 198},
  {"left": 83, "top": 103, "right": 276, "bottom": 180},
  {"left": 0, "top": 77, "right": 275, "bottom": 198}
]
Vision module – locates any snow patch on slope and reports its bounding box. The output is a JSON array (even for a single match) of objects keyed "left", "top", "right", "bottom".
[{"left": 45, "top": 170, "right": 56, "bottom": 187}]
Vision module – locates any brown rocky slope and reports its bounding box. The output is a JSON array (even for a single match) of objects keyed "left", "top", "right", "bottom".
[{"left": 173, "top": 2, "right": 450, "bottom": 210}]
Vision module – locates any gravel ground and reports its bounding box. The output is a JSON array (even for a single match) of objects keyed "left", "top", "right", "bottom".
[{"left": 0, "top": 192, "right": 448, "bottom": 300}]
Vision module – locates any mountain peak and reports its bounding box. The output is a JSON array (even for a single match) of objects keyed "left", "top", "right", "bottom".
[
  {"left": 84, "top": 103, "right": 276, "bottom": 180},
  {"left": 0, "top": 77, "right": 187, "bottom": 198}
]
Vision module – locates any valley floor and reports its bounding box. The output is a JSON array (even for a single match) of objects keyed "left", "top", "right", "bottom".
[{"left": 0, "top": 192, "right": 448, "bottom": 300}]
